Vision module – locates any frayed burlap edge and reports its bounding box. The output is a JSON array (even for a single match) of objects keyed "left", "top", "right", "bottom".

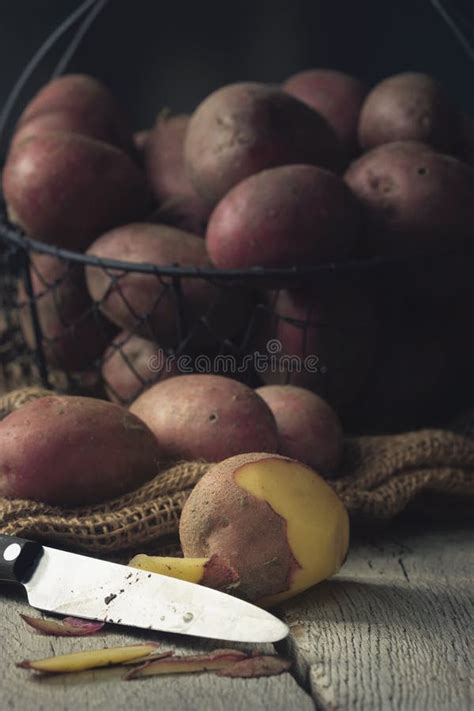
[{"left": 0, "top": 387, "right": 473, "bottom": 559}]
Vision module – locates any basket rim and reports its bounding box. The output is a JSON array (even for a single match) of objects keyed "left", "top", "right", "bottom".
[{"left": 0, "top": 203, "right": 447, "bottom": 281}]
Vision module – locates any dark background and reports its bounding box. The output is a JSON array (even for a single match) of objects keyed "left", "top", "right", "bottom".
[{"left": 0, "top": 0, "right": 473, "bottom": 144}]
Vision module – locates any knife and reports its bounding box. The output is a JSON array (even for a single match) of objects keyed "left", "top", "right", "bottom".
[{"left": 0, "top": 534, "right": 288, "bottom": 643}]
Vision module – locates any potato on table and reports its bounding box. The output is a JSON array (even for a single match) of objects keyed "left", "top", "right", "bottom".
[
  {"left": 358, "top": 72, "right": 461, "bottom": 154},
  {"left": 12, "top": 73, "right": 134, "bottom": 154},
  {"left": 206, "top": 164, "right": 360, "bottom": 270},
  {"left": 86, "top": 223, "right": 250, "bottom": 348},
  {"left": 129, "top": 374, "right": 279, "bottom": 461},
  {"left": 0, "top": 395, "right": 162, "bottom": 506},
  {"left": 17, "top": 253, "right": 112, "bottom": 372},
  {"left": 283, "top": 68, "right": 368, "bottom": 158},
  {"left": 133, "top": 453, "right": 349, "bottom": 605},
  {"left": 345, "top": 140, "right": 474, "bottom": 257},
  {"left": 256, "top": 385, "right": 343, "bottom": 476},
  {"left": 3, "top": 132, "right": 151, "bottom": 250},
  {"left": 184, "top": 81, "right": 341, "bottom": 206}
]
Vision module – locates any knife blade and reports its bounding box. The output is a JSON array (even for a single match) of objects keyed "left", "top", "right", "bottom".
[{"left": 0, "top": 534, "right": 288, "bottom": 643}]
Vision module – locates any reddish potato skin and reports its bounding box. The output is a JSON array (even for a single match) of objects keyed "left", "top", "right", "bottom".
[
  {"left": 129, "top": 375, "right": 279, "bottom": 462},
  {"left": 206, "top": 164, "right": 360, "bottom": 270},
  {"left": 18, "top": 254, "right": 112, "bottom": 371},
  {"left": 102, "top": 331, "right": 177, "bottom": 404},
  {"left": 0, "top": 396, "right": 162, "bottom": 506},
  {"left": 344, "top": 141, "right": 473, "bottom": 257},
  {"left": 358, "top": 72, "right": 461, "bottom": 153},
  {"left": 256, "top": 385, "right": 343, "bottom": 476},
  {"left": 10, "top": 111, "right": 136, "bottom": 156},
  {"left": 256, "top": 284, "right": 376, "bottom": 410},
  {"left": 133, "top": 130, "right": 150, "bottom": 152},
  {"left": 184, "top": 82, "right": 341, "bottom": 206},
  {"left": 15, "top": 74, "right": 134, "bottom": 154},
  {"left": 179, "top": 452, "right": 297, "bottom": 601},
  {"left": 132, "top": 130, "right": 150, "bottom": 167},
  {"left": 86, "top": 223, "right": 249, "bottom": 348},
  {"left": 283, "top": 69, "right": 368, "bottom": 157},
  {"left": 3, "top": 132, "right": 151, "bottom": 250},
  {"left": 146, "top": 115, "right": 192, "bottom": 198},
  {"left": 145, "top": 114, "right": 211, "bottom": 234}
]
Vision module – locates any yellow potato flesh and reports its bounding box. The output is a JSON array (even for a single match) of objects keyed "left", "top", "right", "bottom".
[
  {"left": 24, "top": 643, "right": 158, "bottom": 673},
  {"left": 128, "top": 555, "right": 209, "bottom": 584},
  {"left": 235, "top": 458, "right": 349, "bottom": 606}
]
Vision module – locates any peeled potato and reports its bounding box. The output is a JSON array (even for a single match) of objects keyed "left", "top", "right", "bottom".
[{"left": 133, "top": 452, "right": 349, "bottom": 606}]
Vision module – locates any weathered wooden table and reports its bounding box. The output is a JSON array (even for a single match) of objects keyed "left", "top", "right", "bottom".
[{"left": 1, "top": 518, "right": 471, "bottom": 711}]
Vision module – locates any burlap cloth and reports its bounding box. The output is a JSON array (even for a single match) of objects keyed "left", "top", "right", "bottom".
[{"left": 0, "top": 387, "right": 473, "bottom": 561}]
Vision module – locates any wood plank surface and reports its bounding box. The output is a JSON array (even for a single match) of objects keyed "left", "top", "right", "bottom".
[
  {"left": 0, "top": 588, "right": 313, "bottom": 711},
  {"left": 1, "top": 521, "right": 471, "bottom": 711},
  {"left": 278, "top": 520, "right": 473, "bottom": 711}
]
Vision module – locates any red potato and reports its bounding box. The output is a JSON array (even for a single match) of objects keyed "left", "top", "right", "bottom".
[
  {"left": 256, "top": 284, "right": 376, "bottom": 410},
  {"left": 145, "top": 114, "right": 210, "bottom": 235},
  {"left": 85, "top": 223, "right": 250, "bottom": 348},
  {"left": 133, "top": 130, "right": 150, "bottom": 152},
  {"left": 184, "top": 82, "right": 341, "bottom": 206},
  {"left": 0, "top": 395, "right": 162, "bottom": 506},
  {"left": 344, "top": 141, "right": 473, "bottom": 257},
  {"left": 102, "top": 331, "right": 177, "bottom": 404},
  {"left": 358, "top": 72, "right": 461, "bottom": 154},
  {"left": 3, "top": 132, "right": 151, "bottom": 250},
  {"left": 256, "top": 385, "right": 343, "bottom": 476},
  {"left": 146, "top": 115, "right": 192, "bottom": 198},
  {"left": 206, "top": 164, "right": 360, "bottom": 270},
  {"left": 10, "top": 111, "right": 136, "bottom": 158},
  {"left": 14, "top": 74, "right": 134, "bottom": 154},
  {"left": 132, "top": 130, "right": 150, "bottom": 167},
  {"left": 283, "top": 69, "right": 368, "bottom": 157},
  {"left": 145, "top": 114, "right": 211, "bottom": 234},
  {"left": 129, "top": 374, "right": 279, "bottom": 461},
  {"left": 18, "top": 254, "right": 112, "bottom": 372}
]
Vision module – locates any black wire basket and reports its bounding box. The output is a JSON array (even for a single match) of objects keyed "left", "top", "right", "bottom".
[{"left": 0, "top": 0, "right": 472, "bottom": 432}]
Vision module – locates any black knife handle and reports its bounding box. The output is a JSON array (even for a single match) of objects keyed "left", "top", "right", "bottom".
[{"left": 0, "top": 534, "right": 43, "bottom": 585}]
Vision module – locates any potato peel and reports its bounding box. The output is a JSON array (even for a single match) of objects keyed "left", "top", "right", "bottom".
[
  {"left": 124, "top": 649, "right": 248, "bottom": 680},
  {"left": 20, "top": 614, "right": 105, "bottom": 637},
  {"left": 215, "top": 654, "right": 292, "bottom": 678},
  {"left": 120, "top": 651, "right": 172, "bottom": 667},
  {"left": 17, "top": 643, "right": 160, "bottom": 674}
]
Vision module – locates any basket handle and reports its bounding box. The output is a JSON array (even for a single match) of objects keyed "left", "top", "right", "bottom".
[{"left": 0, "top": 0, "right": 109, "bottom": 153}]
